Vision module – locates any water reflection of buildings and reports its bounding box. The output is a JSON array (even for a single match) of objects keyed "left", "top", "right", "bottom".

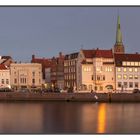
[
  {"left": 97, "top": 103, "right": 106, "bottom": 133},
  {"left": 42, "top": 102, "right": 82, "bottom": 133},
  {"left": 0, "top": 103, "right": 43, "bottom": 133}
]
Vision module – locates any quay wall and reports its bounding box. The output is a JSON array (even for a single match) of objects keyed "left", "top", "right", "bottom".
[{"left": 0, "top": 92, "right": 139, "bottom": 102}]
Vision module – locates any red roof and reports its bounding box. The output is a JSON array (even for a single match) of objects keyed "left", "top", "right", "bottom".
[
  {"left": 82, "top": 50, "right": 96, "bottom": 58},
  {"left": 114, "top": 53, "right": 140, "bottom": 62},
  {"left": 31, "top": 58, "right": 52, "bottom": 68},
  {"left": 82, "top": 48, "right": 113, "bottom": 58},
  {"left": 0, "top": 64, "right": 8, "bottom": 70},
  {"left": 95, "top": 49, "right": 113, "bottom": 58}
]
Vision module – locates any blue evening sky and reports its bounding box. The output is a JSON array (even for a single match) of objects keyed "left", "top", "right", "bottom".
[{"left": 0, "top": 7, "right": 139, "bottom": 62}]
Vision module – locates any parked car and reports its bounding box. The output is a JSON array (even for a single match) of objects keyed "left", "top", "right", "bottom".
[
  {"left": 60, "top": 89, "right": 68, "bottom": 93},
  {"left": 0, "top": 88, "right": 12, "bottom": 92},
  {"left": 132, "top": 89, "right": 140, "bottom": 93},
  {"left": 17, "top": 88, "right": 30, "bottom": 93}
]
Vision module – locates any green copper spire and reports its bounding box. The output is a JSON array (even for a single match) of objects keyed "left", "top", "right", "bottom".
[{"left": 116, "top": 15, "right": 123, "bottom": 45}]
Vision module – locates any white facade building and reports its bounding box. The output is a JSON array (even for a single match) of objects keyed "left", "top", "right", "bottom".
[
  {"left": 0, "top": 64, "right": 11, "bottom": 89},
  {"left": 10, "top": 63, "right": 42, "bottom": 90},
  {"left": 77, "top": 49, "right": 115, "bottom": 93},
  {"left": 115, "top": 53, "right": 140, "bottom": 92}
]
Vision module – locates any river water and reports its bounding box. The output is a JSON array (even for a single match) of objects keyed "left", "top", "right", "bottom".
[{"left": 0, "top": 101, "right": 140, "bottom": 134}]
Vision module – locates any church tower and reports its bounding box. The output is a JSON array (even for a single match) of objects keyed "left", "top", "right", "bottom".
[{"left": 113, "top": 15, "right": 125, "bottom": 54}]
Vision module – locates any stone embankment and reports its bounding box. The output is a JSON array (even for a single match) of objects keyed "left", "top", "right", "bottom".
[{"left": 0, "top": 92, "right": 140, "bottom": 102}]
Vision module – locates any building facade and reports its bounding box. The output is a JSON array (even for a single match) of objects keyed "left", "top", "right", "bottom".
[
  {"left": 51, "top": 52, "right": 65, "bottom": 89},
  {"left": 64, "top": 52, "right": 78, "bottom": 90},
  {"left": 0, "top": 64, "right": 11, "bottom": 89},
  {"left": 77, "top": 49, "right": 115, "bottom": 92},
  {"left": 10, "top": 63, "right": 42, "bottom": 90},
  {"left": 114, "top": 53, "right": 140, "bottom": 92}
]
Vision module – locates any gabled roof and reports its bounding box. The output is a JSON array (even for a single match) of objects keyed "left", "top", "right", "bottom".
[
  {"left": 95, "top": 49, "right": 113, "bottom": 58},
  {"left": 1, "top": 56, "right": 12, "bottom": 59},
  {"left": 82, "top": 50, "right": 96, "bottom": 58},
  {"left": 82, "top": 48, "right": 113, "bottom": 58},
  {"left": 0, "top": 64, "right": 8, "bottom": 70},
  {"left": 31, "top": 58, "right": 52, "bottom": 68}
]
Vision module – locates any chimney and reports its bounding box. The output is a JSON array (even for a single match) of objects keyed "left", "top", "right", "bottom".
[
  {"left": 59, "top": 52, "right": 62, "bottom": 57},
  {"left": 32, "top": 54, "right": 35, "bottom": 60}
]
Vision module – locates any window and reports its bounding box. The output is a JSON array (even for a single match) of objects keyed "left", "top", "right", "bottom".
[
  {"left": 129, "top": 82, "right": 133, "bottom": 88},
  {"left": 129, "top": 68, "right": 133, "bottom": 72},
  {"left": 123, "top": 68, "right": 127, "bottom": 72},
  {"left": 118, "top": 82, "right": 122, "bottom": 88},
  {"left": 124, "top": 82, "right": 127, "bottom": 88},
  {"left": 6, "top": 79, "right": 9, "bottom": 84},
  {"left": 135, "top": 62, "right": 139, "bottom": 66},
  {"left": 134, "top": 68, "right": 138, "bottom": 72},
  {"left": 130, "top": 62, "right": 134, "bottom": 66},
  {"left": 91, "top": 75, "right": 93, "bottom": 81},
  {"left": 117, "top": 68, "right": 121, "bottom": 72},
  {"left": 129, "top": 75, "right": 133, "bottom": 79},
  {"left": 96, "top": 67, "right": 100, "bottom": 72},
  {"left": 97, "top": 76, "right": 100, "bottom": 81},
  {"left": 32, "top": 79, "right": 35, "bottom": 84},
  {"left": 135, "top": 82, "right": 139, "bottom": 88},
  {"left": 103, "top": 75, "right": 105, "bottom": 81},
  {"left": 127, "top": 62, "right": 130, "bottom": 66},
  {"left": 1, "top": 79, "right": 4, "bottom": 84},
  {"left": 123, "top": 74, "right": 127, "bottom": 79},
  {"left": 134, "top": 75, "right": 138, "bottom": 79},
  {"left": 123, "top": 61, "right": 126, "bottom": 66},
  {"left": 83, "top": 67, "right": 91, "bottom": 72},
  {"left": 117, "top": 74, "right": 122, "bottom": 79},
  {"left": 106, "top": 67, "right": 112, "bottom": 72},
  {"left": 32, "top": 71, "right": 35, "bottom": 76},
  {"left": 100, "top": 86, "right": 103, "bottom": 91},
  {"left": 14, "top": 79, "right": 17, "bottom": 84}
]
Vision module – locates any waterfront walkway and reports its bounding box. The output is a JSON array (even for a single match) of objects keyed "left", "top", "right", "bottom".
[{"left": 0, "top": 92, "right": 140, "bottom": 102}]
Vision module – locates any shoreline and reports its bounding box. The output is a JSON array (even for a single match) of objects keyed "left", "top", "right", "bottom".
[{"left": 0, "top": 92, "right": 140, "bottom": 102}]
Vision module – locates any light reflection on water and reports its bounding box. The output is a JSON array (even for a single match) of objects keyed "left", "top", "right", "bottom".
[{"left": 0, "top": 102, "right": 140, "bottom": 134}]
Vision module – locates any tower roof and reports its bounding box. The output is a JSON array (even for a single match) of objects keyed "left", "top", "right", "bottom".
[{"left": 116, "top": 15, "right": 123, "bottom": 45}]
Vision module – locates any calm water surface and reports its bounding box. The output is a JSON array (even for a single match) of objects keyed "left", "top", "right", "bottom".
[{"left": 0, "top": 101, "right": 140, "bottom": 134}]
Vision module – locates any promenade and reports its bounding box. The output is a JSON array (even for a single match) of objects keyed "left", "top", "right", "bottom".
[{"left": 0, "top": 92, "right": 140, "bottom": 102}]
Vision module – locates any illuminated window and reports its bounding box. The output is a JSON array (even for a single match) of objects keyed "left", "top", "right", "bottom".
[
  {"left": 129, "top": 68, "right": 133, "bottom": 72},
  {"left": 83, "top": 67, "right": 91, "bottom": 72},
  {"left": 134, "top": 75, "right": 138, "bottom": 79},
  {"left": 130, "top": 62, "right": 134, "bottom": 66},
  {"left": 135, "top": 62, "right": 139, "bottom": 66},
  {"left": 117, "top": 68, "right": 121, "bottom": 72},
  {"left": 127, "top": 62, "right": 130, "bottom": 66},
  {"left": 117, "top": 74, "right": 122, "bottom": 79},
  {"left": 123, "top": 68, "right": 127, "bottom": 72},
  {"left": 123, "top": 61, "right": 126, "bottom": 66},
  {"left": 129, "top": 75, "right": 133, "bottom": 79},
  {"left": 123, "top": 74, "right": 127, "bottom": 79},
  {"left": 96, "top": 67, "right": 100, "bottom": 72},
  {"left": 134, "top": 68, "right": 138, "bottom": 72}
]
